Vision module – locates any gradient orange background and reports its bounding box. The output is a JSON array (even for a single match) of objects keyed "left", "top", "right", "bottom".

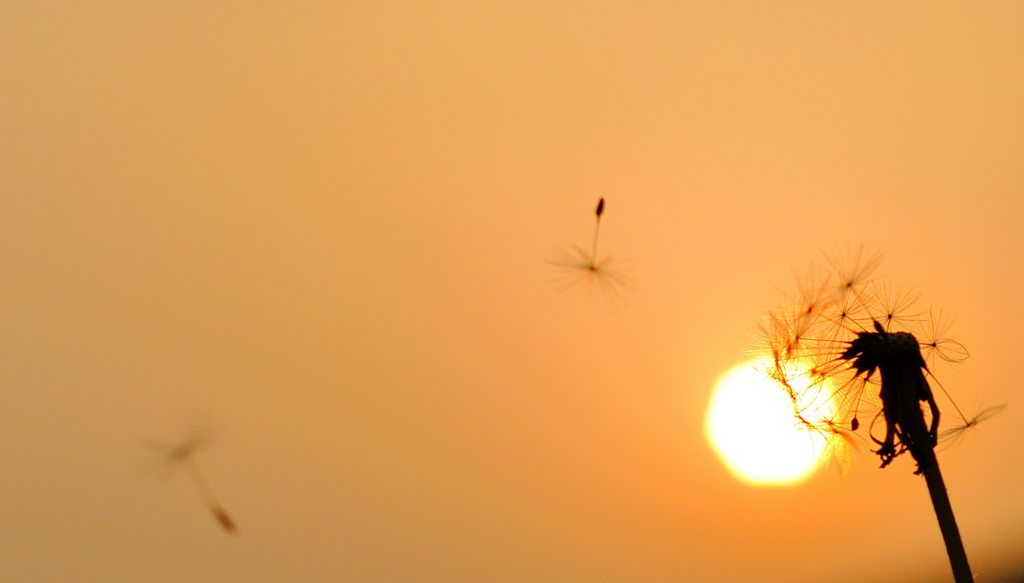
[{"left": 3, "top": 2, "right": 1023, "bottom": 582}]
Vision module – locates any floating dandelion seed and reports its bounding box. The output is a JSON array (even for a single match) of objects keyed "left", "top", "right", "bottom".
[
  {"left": 939, "top": 403, "right": 1007, "bottom": 450},
  {"left": 150, "top": 431, "right": 238, "bottom": 535},
  {"left": 760, "top": 250, "right": 1002, "bottom": 583},
  {"left": 549, "top": 197, "right": 630, "bottom": 303}
]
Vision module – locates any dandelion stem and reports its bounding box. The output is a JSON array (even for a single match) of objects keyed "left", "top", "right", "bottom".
[
  {"left": 183, "top": 459, "right": 218, "bottom": 509},
  {"left": 921, "top": 461, "right": 973, "bottom": 582},
  {"left": 591, "top": 198, "right": 604, "bottom": 261},
  {"left": 898, "top": 388, "right": 973, "bottom": 582}
]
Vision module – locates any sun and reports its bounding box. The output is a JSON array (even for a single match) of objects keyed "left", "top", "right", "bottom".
[{"left": 705, "top": 359, "right": 833, "bottom": 486}]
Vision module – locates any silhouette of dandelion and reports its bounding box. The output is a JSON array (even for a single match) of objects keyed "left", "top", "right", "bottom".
[
  {"left": 549, "top": 198, "right": 630, "bottom": 303},
  {"left": 150, "top": 430, "right": 238, "bottom": 535},
  {"left": 760, "top": 250, "right": 1002, "bottom": 583}
]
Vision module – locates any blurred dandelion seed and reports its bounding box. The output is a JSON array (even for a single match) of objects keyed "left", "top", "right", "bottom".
[
  {"left": 760, "top": 249, "right": 1001, "bottom": 583},
  {"left": 939, "top": 404, "right": 1007, "bottom": 450},
  {"left": 549, "top": 197, "right": 630, "bottom": 303},
  {"left": 149, "top": 431, "right": 238, "bottom": 535}
]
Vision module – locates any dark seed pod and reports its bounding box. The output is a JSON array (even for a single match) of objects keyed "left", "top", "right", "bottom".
[
  {"left": 595, "top": 198, "right": 605, "bottom": 217},
  {"left": 213, "top": 506, "right": 238, "bottom": 534},
  {"left": 851, "top": 417, "right": 859, "bottom": 431}
]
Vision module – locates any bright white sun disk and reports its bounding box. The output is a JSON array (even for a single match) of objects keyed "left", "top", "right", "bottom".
[{"left": 705, "top": 360, "right": 832, "bottom": 486}]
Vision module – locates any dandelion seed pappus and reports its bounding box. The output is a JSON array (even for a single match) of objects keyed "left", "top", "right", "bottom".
[
  {"left": 548, "top": 197, "right": 631, "bottom": 304},
  {"left": 938, "top": 403, "right": 1007, "bottom": 450},
  {"left": 759, "top": 249, "right": 1001, "bottom": 475}
]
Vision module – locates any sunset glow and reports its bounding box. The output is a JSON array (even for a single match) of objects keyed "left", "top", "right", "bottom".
[{"left": 4, "top": 2, "right": 1023, "bottom": 581}]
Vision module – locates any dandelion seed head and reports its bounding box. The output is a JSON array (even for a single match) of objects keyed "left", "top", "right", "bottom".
[{"left": 758, "top": 250, "right": 978, "bottom": 470}]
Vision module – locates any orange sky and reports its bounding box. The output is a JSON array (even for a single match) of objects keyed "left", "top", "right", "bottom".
[{"left": 3, "top": 2, "right": 1024, "bottom": 582}]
